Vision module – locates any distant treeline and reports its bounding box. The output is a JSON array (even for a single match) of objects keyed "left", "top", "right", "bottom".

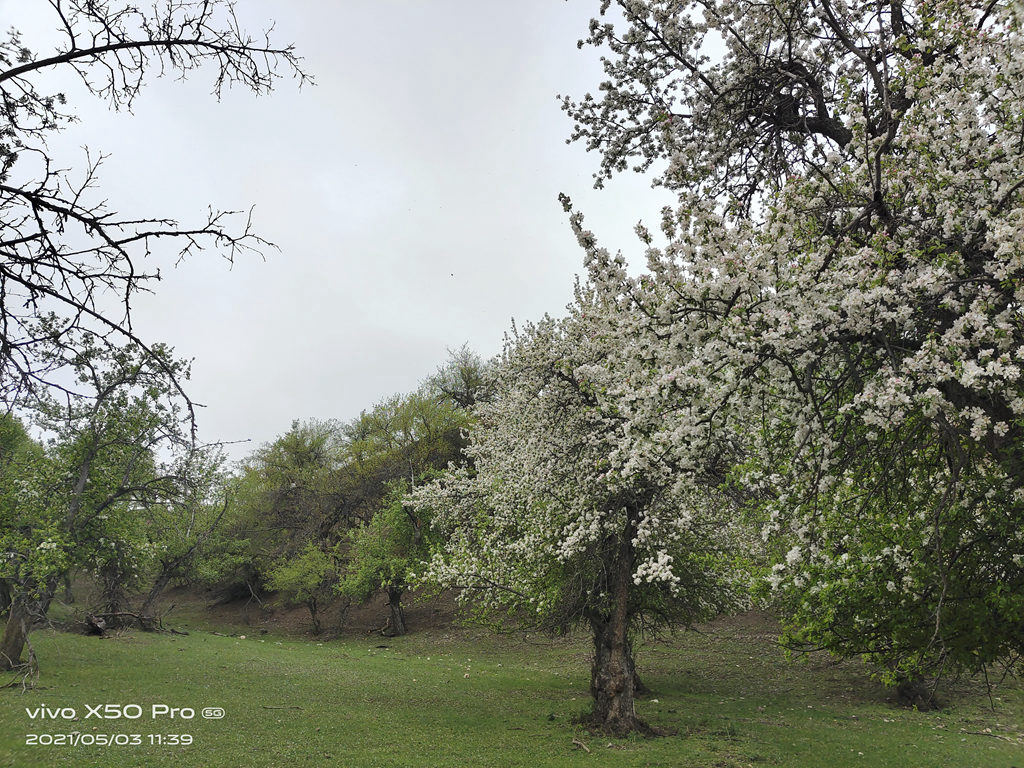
[{"left": 0, "top": 343, "right": 488, "bottom": 673}]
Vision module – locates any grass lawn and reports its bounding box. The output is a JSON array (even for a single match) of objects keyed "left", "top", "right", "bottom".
[{"left": 1, "top": 614, "right": 1021, "bottom": 767}]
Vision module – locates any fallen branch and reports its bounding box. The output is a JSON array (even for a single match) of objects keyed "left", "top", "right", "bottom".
[
  {"left": 961, "top": 729, "right": 1016, "bottom": 742},
  {"left": 571, "top": 737, "right": 591, "bottom": 753}
]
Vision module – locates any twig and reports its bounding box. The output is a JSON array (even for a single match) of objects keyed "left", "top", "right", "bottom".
[
  {"left": 960, "top": 729, "right": 1015, "bottom": 742},
  {"left": 572, "top": 737, "right": 591, "bottom": 752}
]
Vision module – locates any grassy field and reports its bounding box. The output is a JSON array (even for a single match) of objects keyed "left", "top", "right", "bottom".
[{"left": 1, "top": 613, "right": 1021, "bottom": 768}]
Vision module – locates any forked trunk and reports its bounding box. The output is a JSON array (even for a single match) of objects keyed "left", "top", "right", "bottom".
[{"left": 385, "top": 586, "right": 407, "bottom": 636}]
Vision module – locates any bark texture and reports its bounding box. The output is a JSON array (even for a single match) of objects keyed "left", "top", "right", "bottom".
[
  {"left": 385, "top": 587, "right": 407, "bottom": 636},
  {"left": 586, "top": 527, "right": 648, "bottom": 735},
  {"left": 139, "top": 571, "right": 173, "bottom": 619},
  {"left": 0, "top": 580, "right": 55, "bottom": 671},
  {"left": 0, "top": 597, "right": 30, "bottom": 670}
]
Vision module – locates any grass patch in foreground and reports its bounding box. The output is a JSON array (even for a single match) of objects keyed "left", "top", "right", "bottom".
[{"left": 0, "top": 617, "right": 1021, "bottom": 767}]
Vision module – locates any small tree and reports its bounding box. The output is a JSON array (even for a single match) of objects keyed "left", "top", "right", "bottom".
[
  {"left": 266, "top": 543, "right": 336, "bottom": 635},
  {"left": 338, "top": 488, "right": 429, "bottom": 636},
  {"left": 412, "top": 288, "right": 743, "bottom": 735}
]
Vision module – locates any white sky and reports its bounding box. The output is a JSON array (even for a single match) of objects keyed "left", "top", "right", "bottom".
[{"left": 3, "top": 0, "right": 673, "bottom": 458}]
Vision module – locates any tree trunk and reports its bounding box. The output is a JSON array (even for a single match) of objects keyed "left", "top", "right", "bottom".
[
  {"left": 1, "top": 579, "right": 57, "bottom": 671},
  {"left": 139, "top": 570, "right": 173, "bottom": 619},
  {"left": 589, "top": 614, "right": 644, "bottom": 735},
  {"left": 0, "top": 597, "right": 30, "bottom": 671},
  {"left": 385, "top": 586, "right": 407, "bottom": 636},
  {"left": 629, "top": 654, "right": 651, "bottom": 696},
  {"left": 0, "top": 579, "right": 11, "bottom": 618},
  {"left": 587, "top": 530, "right": 646, "bottom": 735},
  {"left": 307, "top": 598, "right": 321, "bottom": 635},
  {"left": 62, "top": 572, "right": 74, "bottom": 604},
  {"left": 98, "top": 560, "right": 131, "bottom": 626}
]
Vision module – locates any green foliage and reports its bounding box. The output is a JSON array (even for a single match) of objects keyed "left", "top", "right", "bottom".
[
  {"left": 340, "top": 390, "right": 468, "bottom": 523},
  {"left": 766, "top": 410, "right": 1024, "bottom": 689},
  {"left": 426, "top": 343, "right": 491, "bottom": 409},
  {"left": 194, "top": 350, "right": 477, "bottom": 628},
  {"left": 0, "top": 340, "right": 199, "bottom": 621},
  {"left": 338, "top": 488, "right": 428, "bottom": 602},
  {"left": 200, "top": 420, "right": 344, "bottom": 596},
  {"left": 334, "top": 387, "right": 470, "bottom": 631},
  {"left": 266, "top": 543, "right": 335, "bottom": 605},
  {"left": 266, "top": 543, "right": 336, "bottom": 632},
  {"left": 0, "top": 414, "right": 65, "bottom": 599}
]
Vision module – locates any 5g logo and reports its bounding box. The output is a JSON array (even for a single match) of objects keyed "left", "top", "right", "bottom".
[{"left": 202, "top": 707, "right": 225, "bottom": 719}]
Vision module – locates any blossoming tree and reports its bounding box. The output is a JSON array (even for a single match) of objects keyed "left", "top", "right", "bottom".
[
  {"left": 565, "top": 0, "right": 1024, "bottom": 698},
  {"left": 411, "top": 281, "right": 744, "bottom": 734}
]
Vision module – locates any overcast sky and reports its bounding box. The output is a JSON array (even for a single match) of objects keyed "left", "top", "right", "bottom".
[{"left": 4, "top": 0, "right": 673, "bottom": 459}]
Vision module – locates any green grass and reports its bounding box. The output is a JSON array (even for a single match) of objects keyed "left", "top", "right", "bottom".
[{"left": 1, "top": 617, "right": 1022, "bottom": 767}]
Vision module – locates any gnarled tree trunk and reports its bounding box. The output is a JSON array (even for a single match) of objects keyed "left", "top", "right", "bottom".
[
  {"left": 589, "top": 616, "right": 643, "bottom": 735},
  {"left": 0, "top": 597, "right": 31, "bottom": 670},
  {"left": 1, "top": 579, "right": 57, "bottom": 671},
  {"left": 587, "top": 528, "right": 647, "bottom": 735}
]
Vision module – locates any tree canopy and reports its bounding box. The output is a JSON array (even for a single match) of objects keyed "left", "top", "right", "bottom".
[{"left": 560, "top": 0, "right": 1024, "bottom": 701}]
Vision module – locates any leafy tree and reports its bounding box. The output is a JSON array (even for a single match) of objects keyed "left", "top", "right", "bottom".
[
  {"left": 266, "top": 543, "right": 336, "bottom": 634},
  {"left": 0, "top": 414, "right": 53, "bottom": 669},
  {"left": 202, "top": 419, "right": 344, "bottom": 601},
  {"left": 0, "top": 339, "right": 192, "bottom": 668},
  {"left": 338, "top": 487, "right": 430, "bottom": 636},
  {"left": 137, "top": 444, "right": 231, "bottom": 619},
  {"left": 0, "top": 0, "right": 308, "bottom": 404},
  {"left": 565, "top": 0, "right": 1024, "bottom": 699},
  {"left": 426, "top": 344, "right": 491, "bottom": 409},
  {"left": 249, "top": 419, "right": 344, "bottom": 535},
  {"left": 340, "top": 392, "right": 466, "bottom": 519},
  {"left": 204, "top": 359, "right": 477, "bottom": 633},
  {"left": 338, "top": 389, "right": 469, "bottom": 633},
  {"left": 412, "top": 290, "right": 743, "bottom": 735}
]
